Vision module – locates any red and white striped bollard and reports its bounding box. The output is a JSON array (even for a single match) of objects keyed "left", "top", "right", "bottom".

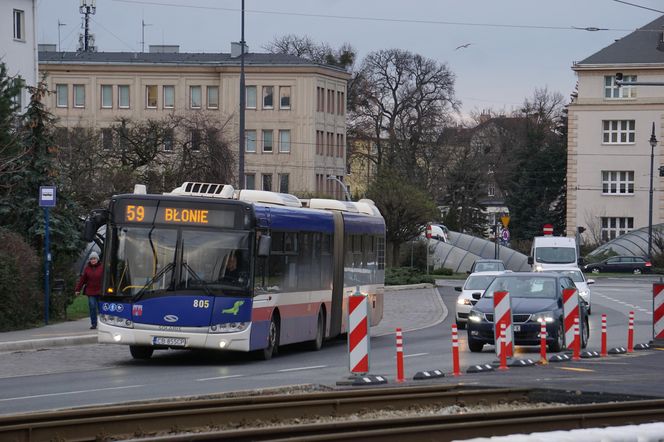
[
  {"left": 601, "top": 314, "right": 608, "bottom": 357},
  {"left": 498, "top": 323, "right": 508, "bottom": 370},
  {"left": 452, "top": 324, "right": 461, "bottom": 376},
  {"left": 627, "top": 311, "right": 634, "bottom": 353},
  {"left": 573, "top": 317, "right": 580, "bottom": 361},
  {"left": 396, "top": 328, "right": 404, "bottom": 382},
  {"left": 539, "top": 322, "right": 547, "bottom": 364}
]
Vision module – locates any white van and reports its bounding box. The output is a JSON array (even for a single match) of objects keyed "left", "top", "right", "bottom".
[{"left": 529, "top": 236, "right": 581, "bottom": 271}]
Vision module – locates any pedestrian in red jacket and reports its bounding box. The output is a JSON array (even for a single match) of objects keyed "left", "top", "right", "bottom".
[{"left": 75, "top": 251, "right": 103, "bottom": 329}]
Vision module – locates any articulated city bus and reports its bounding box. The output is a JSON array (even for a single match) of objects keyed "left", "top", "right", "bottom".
[{"left": 84, "top": 182, "right": 385, "bottom": 360}]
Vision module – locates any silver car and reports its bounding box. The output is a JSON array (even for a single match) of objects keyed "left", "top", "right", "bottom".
[
  {"left": 550, "top": 268, "right": 594, "bottom": 315},
  {"left": 454, "top": 271, "right": 505, "bottom": 329}
]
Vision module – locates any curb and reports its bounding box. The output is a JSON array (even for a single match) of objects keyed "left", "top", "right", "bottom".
[
  {"left": 386, "top": 283, "right": 434, "bottom": 291},
  {"left": 0, "top": 335, "right": 97, "bottom": 352}
]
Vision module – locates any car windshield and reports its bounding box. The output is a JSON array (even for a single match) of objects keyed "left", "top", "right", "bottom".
[
  {"left": 474, "top": 262, "right": 504, "bottom": 272},
  {"left": 464, "top": 275, "right": 496, "bottom": 291},
  {"left": 551, "top": 269, "right": 584, "bottom": 283},
  {"left": 484, "top": 276, "right": 558, "bottom": 299},
  {"left": 535, "top": 247, "right": 576, "bottom": 264}
]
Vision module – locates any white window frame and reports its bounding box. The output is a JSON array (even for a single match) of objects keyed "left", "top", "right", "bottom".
[
  {"left": 604, "top": 75, "right": 637, "bottom": 99},
  {"left": 262, "top": 86, "right": 274, "bottom": 109},
  {"left": 73, "top": 84, "right": 85, "bottom": 108},
  {"left": 245, "top": 130, "right": 256, "bottom": 153},
  {"left": 101, "top": 128, "right": 113, "bottom": 150},
  {"left": 279, "top": 129, "right": 291, "bottom": 153},
  {"left": 190, "top": 86, "right": 202, "bottom": 109},
  {"left": 163, "top": 129, "right": 174, "bottom": 152},
  {"left": 262, "top": 173, "right": 273, "bottom": 191},
  {"left": 118, "top": 85, "right": 130, "bottom": 108},
  {"left": 602, "top": 120, "right": 635, "bottom": 144},
  {"left": 602, "top": 170, "right": 634, "bottom": 195},
  {"left": 56, "top": 84, "right": 68, "bottom": 108},
  {"left": 262, "top": 129, "right": 273, "bottom": 152},
  {"left": 245, "top": 173, "right": 256, "bottom": 190},
  {"left": 146, "top": 85, "right": 157, "bottom": 108},
  {"left": 163, "top": 85, "right": 175, "bottom": 109},
  {"left": 101, "top": 85, "right": 113, "bottom": 109},
  {"left": 207, "top": 86, "right": 219, "bottom": 109},
  {"left": 279, "top": 173, "right": 289, "bottom": 193},
  {"left": 487, "top": 182, "right": 495, "bottom": 197},
  {"left": 279, "top": 86, "right": 291, "bottom": 110},
  {"left": 601, "top": 216, "right": 634, "bottom": 241},
  {"left": 246, "top": 86, "right": 257, "bottom": 109},
  {"left": 13, "top": 9, "right": 24, "bottom": 41}
]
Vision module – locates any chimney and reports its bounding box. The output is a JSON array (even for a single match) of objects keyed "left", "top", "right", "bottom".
[
  {"left": 149, "top": 45, "right": 179, "bottom": 53},
  {"left": 231, "top": 41, "right": 248, "bottom": 58}
]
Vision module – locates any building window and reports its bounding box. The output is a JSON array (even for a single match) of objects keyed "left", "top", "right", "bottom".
[
  {"left": 262, "top": 130, "right": 273, "bottom": 152},
  {"left": 163, "top": 129, "right": 174, "bottom": 152},
  {"left": 13, "top": 9, "right": 24, "bottom": 41},
  {"left": 246, "top": 86, "right": 257, "bottom": 109},
  {"left": 262, "top": 174, "right": 273, "bottom": 191},
  {"left": 146, "top": 85, "right": 157, "bottom": 108},
  {"left": 602, "top": 171, "right": 634, "bottom": 195},
  {"left": 316, "top": 130, "right": 323, "bottom": 155},
  {"left": 190, "top": 130, "right": 201, "bottom": 151},
  {"left": 190, "top": 86, "right": 202, "bottom": 109},
  {"left": 317, "top": 87, "right": 324, "bottom": 112},
  {"left": 163, "top": 85, "right": 174, "bottom": 109},
  {"left": 327, "top": 89, "right": 335, "bottom": 113},
  {"left": 601, "top": 217, "right": 634, "bottom": 241},
  {"left": 487, "top": 183, "right": 495, "bottom": 197},
  {"left": 263, "top": 86, "right": 274, "bottom": 109},
  {"left": 279, "top": 174, "right": 289, "bottom": 193},
  {"left": 603, "top": 120, "right": 635, "bottom": 144},
  {"left": 337, "top": 91, "right": 345, "bottom": 115},
  {"left": 279, "top": 86, "right": 291, "bottom": 109},
  {"left": 118, "top": 85, "right": 130, "bottom": 108},
  {"left": 279, "top": 130, "right": 290, "bottom": 153},
  {"left": 605, "top": 75, "right": 637, "bottom": 99},
  {"left": 207, "top": 86, "right": 219, "bottom": 109},
  {"left": 73, "top": 84, "right": 85, "bottom": 108},
  {"left": 245, "top": 173, "right": 256, "bottom": 190},
  {"left": 245, "top": 130, "right": 256, "bottom": 153},
  {"left": 56, "top": 84, "right": 68, "bottom": 108},
  {"left": 101, "top": 85, "right": 113, "bottom": 108},
  {"left": 101, "top": 128, "right": 113, "bottom": 150}
]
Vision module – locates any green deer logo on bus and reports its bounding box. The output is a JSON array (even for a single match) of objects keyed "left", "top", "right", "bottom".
[{"left": 222, "top": 300, "right": 245, "bottom": 315}]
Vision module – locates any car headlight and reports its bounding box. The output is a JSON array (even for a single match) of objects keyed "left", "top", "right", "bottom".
[
  {"left": 531, "top": 311, "right": 555, "bottom": 324},
  {"left": 457, "top": 298, "right": 473, "bottom": 305},
  {"left": 534, "top": 264, "right": 543, "bottom": 272},
  {"left": 99, "top": 314, "right": 134, "bottom": 328},
  {"left": 579, "top": 289, "right": 590, "bottom": 298},
  {"left": 468, "top": 311, "right": 483, "bottom": 323},
  {"left": 209, "top": 322, "right": 249, "bottom": 333}
]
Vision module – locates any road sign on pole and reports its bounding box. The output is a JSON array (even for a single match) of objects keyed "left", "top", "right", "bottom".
[
  {"left": 501, "top": 228, "right": 510, "bottom": 243},
  {"left": 39, "top": 186, "right": 56, "bottom": 325},
  {"left": 501, "top": 215, "right": 510, "bottom": 228}
]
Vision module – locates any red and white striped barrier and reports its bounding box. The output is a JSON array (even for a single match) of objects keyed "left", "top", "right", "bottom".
[
  {"left": 563, "top": 288, "right": 580, "bottom": 352},
  {"left": 452, "top": 324, "right": 461, "bottom": 376},
  {"left": 653, "top": 284, "right": 664, "bottom": 345},
  {"left": 396, "top": 328, "right": 404, "bottom": 382},
  {"left": 601, "top": 314, "right": 608, "bottom": 357},
  {"left": 539, "top": 322, "right": 547, "bottom": 364},
  {"left": 348, "top": 295, "right": 369, "bottom": 374},
  {"left": 572, "top": 317, "right": 581, "bottom": 360},
  {"left": 493, "top": 291, "right": 513, "bottom": 359},
  {"left": 627, "top": 311, "right": 634, "bottom": 353}
]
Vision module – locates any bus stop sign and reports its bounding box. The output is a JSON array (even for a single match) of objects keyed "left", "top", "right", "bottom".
[{"left": 39, "top": 186, "right": 56, "bottom": 207}]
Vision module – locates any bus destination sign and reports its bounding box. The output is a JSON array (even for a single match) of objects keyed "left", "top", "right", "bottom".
[{"left": 121, "top": 202, "right": 236, "bottom": 228}]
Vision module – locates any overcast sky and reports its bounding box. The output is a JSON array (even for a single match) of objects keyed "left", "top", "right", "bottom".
[{"left": 35, "top": 0, "right": 662, "bottom": 119}]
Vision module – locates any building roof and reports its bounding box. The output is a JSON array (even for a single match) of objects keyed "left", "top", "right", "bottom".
[
  {"left": 38, "top": 51, "right": 349, "bottom": 74},
  {"left": 577, "top": 14, "right": 664, "bottom": 66}
]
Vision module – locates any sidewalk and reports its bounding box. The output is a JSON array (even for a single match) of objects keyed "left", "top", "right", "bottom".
[{"left": 0, "top": 284, "right": 448, "bottom": 353}]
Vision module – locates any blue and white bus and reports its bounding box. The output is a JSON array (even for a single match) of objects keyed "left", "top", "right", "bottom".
[{"left": 84, "top": 182, "right": 385, "bottom": 360}]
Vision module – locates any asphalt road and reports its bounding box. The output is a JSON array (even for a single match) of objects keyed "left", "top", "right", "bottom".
[{"left": 0, "top": 277, "right": 661, "bottom": 415}]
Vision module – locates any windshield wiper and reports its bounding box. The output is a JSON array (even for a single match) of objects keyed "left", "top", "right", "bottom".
[
  {"left": 133, "top": 262, "right": 175, "bottom": 301},
  {"left": 179, "top": 261, "right": 213, "bottom": 296}
]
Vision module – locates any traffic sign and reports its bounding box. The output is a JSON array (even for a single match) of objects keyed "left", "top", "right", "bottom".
[
  {"left": 501, "top": 215, "right": 510, "bottom": 228},
  {"left": 543, "top": 224, "right": 553, "bottom": 236},
  {"left": 39, "top": 186, "right": 57, "bottom": 207},
  {"left": 501, "top": 228, "right": 510, "bottom": 242}
]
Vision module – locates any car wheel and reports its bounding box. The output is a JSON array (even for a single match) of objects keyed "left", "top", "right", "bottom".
[
  {"left": 129, "top": 345, "right": 154, "bottom": 360},
  {"left": 591, "top": 268, "right": 600, "bottom": 274},
  {"left": 581, "top": 319, "right": 589, "bottom": 349},
  {"left": 548, "top": 323, "right": 564, "bottom": 353},
  {"left": 468, "top": 337, "right": 484, "bottom": 353},
  {"left": 633, "top": 268, "right": 642, "bottom": 275},
  {"left": 456, "top": 320, "right": 466, "bottom": 330}
]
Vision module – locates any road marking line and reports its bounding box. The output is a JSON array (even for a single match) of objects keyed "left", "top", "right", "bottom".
[
  {"left": 278, "top": 365, "right": 327, "bottom": 373},
  {"left": 404, "top": 353, "right": 428, "bottom": 358},
  {"left": 0, "top": 385, "right": 142, "bottom": 402},
  {"left": 197, "top": 374, "right": 243, "bottom": 381},
  {"left": 556, "top": 367, "right": 595, "bottom": 373}
]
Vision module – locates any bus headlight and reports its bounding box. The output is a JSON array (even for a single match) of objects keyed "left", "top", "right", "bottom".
[
  {"left": 209, "top": 322, "right": 249, "bottom": 333},
  {"left": 99, "top": 314, "right": 134, "bottom": 328}
]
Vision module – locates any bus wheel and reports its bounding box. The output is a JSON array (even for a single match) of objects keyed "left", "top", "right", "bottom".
[
  {"left": 130, "top": 345, "right": 154, "bottom": 360},
  {"left": 259, "top": 317, "right": 280, "bottom": 360},
  {"left": 306, "top": 311, "right": 325, "bottom": 351}
]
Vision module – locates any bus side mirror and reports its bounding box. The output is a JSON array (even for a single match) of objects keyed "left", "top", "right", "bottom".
[
  {"left": 257, "top": 235, "right": 271, "bottom": 258},
  {"left": 83, "top": 219, "right": 97, "bottom": 242},
  {"left": 83, "top": 209, "right": 109, "bottom": 242},
  {"left": 578, "top": 257, "right": 585, "bottom": 266}
]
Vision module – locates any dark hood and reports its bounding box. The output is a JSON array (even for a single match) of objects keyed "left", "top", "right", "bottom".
[{"left": 474, "top": 297, "right": 558, "bottom": 314}]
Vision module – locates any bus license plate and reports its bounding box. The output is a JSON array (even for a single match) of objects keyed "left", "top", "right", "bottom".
[
  {"left": 513, "top": 325, "right": 521, "bottom": 332},
  {"left": 153, "top": 336, "right": 186, "bottom": 347}
]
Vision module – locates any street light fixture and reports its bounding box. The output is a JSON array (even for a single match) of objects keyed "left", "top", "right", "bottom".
[
  {"left": 327, "top": 176, "right": 351, "bottom": 201},
  {"left": 648, "top": 122, "right": 658, "bottom": 261}
]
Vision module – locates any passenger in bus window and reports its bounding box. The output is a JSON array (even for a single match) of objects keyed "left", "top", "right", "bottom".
[{"left": 75, "top": 251, "right": 103, "bottom": 329}]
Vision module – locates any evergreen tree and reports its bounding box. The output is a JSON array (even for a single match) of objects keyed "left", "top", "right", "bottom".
[{"left": 0, "top": 62, "right": 25, "bottom": 189}]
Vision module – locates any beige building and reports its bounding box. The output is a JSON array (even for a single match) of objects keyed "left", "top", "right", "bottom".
[
  {"left": 567, "top": 15, "right": 664, "bottom": 244},
  {"left": 38, "top": 44, "right": 349, "bottom": 197}
]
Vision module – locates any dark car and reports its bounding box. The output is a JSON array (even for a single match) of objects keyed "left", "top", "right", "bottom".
[
  {"left": 584, "top": 256, "right": 652, "bottom": 275},
  {"left": 467, "top": 259, "right": 506, "bottom": 274},
  {"left": 466, "top": 272, "right": 589, "bottom": 353}
]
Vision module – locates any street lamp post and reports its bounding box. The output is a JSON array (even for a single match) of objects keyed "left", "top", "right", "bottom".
[
  {"left": 648, "top": 122, "right": 658, "bottom": 261},
  {"left": 326, "top": 176, "right": 351, "bottom": 201}
]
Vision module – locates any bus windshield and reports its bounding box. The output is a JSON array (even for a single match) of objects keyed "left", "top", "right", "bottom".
[{"left": 108, "top": 225, "right": 251, "bottom": 297}]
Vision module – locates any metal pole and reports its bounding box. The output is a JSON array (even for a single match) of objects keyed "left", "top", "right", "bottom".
[
  {"left": 494, "top": 221, "right": 499, "bottom": 259},
  {"left": 238, "top": 0, "right": 246, "bottom": 189},
  {"left": 327, "top": 176, "right": 350, "bottom": 201},
  {"left": 649, "top": 122, "right": 658, "bottom": 260},
  {"left": 44, "top": 207, "right": 50, "bottom": 325}
]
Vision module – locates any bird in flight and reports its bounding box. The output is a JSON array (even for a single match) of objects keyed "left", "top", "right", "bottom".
[{"left": 455, "top": 43, "right": 472, "bottom": 50}]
